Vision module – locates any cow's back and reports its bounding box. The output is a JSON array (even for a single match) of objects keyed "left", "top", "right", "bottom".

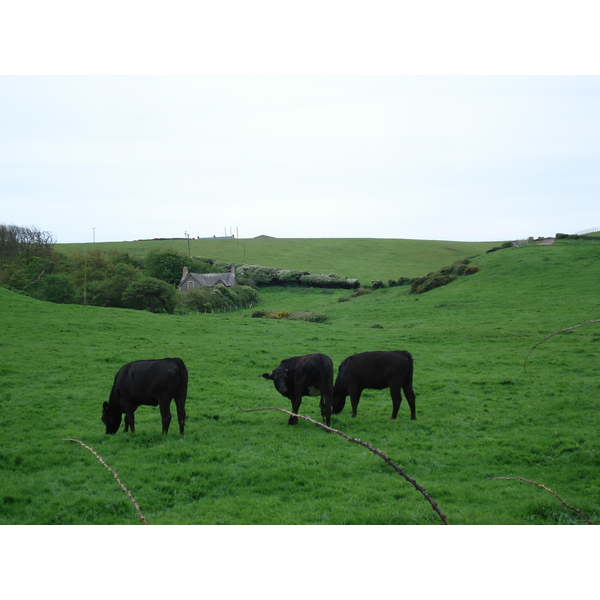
[
  {"left": 295, "top": 353, "right": 334, "bottom": 385},
  {"left": 338, "top": 351, "right": 411, "bottom": 389},
  {"left": 112, "top": 358, "right": 186, "bottom": 404}
]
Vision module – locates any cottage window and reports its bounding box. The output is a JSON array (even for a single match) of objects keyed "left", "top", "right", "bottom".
[{"left": 187, "top": 281, "right": 194, "bottom": 290}]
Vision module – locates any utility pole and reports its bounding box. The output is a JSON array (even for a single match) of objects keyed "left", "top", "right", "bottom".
[
  {"left": 92, "top": 227, "right": 96, "bottom": 243},
  {"left": 185, "top": 231, "right": 191, "bottom": 257}
]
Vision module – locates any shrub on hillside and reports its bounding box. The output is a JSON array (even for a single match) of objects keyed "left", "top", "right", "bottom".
[
  {"left": 486, "top": 242, "right": 514, "bottom": 253},
  {"left": 266, "top": 310, "right": 291, "bottom": 319},
  {"left": 122, "top": 276, "right": 177, "bottom": 313},
  {"left": 397, "top": 277, "right": 414, "bottom": 286},
  {"left": 410, "top": 274, "right": 456, "bottom": 294},
  {"left": 178, "top": 284, "right": 259, "bottom": 312},
  {"left": 144, "top": 250, "right": 189, "bottom": 286},
  {"left": 351, "top": 287, "right": 371, "bottom": 297},
  {"left": 408, "top": 259, "right": 479, "bottom": 295},
  {"left": 252, "top": 310, "right": 328, "bottom": 323},
  {"left": 36, "top": 274, "right": 78, "bottom": 304}
]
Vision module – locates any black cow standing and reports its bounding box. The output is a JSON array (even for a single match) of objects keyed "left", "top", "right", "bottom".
[
  {"left": 332, "top": 351, "right": 416, "bottom": 420},
  {"left": 102, "top": 358, "right": 188, "bottom": 435},
  {"left": 262, "top": 353, "right": 334, "bottom": 426}
]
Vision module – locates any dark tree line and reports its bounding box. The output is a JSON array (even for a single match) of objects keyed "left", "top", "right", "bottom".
[{"left": 0, "top": 224, "right": 55, "bottom": 261}]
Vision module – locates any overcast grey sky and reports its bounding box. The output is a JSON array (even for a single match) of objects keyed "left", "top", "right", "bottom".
[{"left": 1, "top": 4, "right": 599, "bottom": 244}]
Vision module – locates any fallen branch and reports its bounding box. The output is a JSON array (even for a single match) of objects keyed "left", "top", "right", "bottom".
[
  {"left": 238, "top": 405, "right": 449, "bottom": 525},
  {"left": 490, "top": 476, "right": 593, "bottom": 524},
  {"left": 524, "top": 319, "right": 600, "bottom": 371},
  {"left": 64, "top": 438, "right": 149, "bottom": 525}
]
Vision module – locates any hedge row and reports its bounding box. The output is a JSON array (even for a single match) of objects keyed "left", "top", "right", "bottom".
[
  {"left": 222, "top": 263, "right": 361, "bottom": 289},
  {"left": 555, "top": 233, "right": 600, "bottom": 241},
  {"left": 408, "top": 259, "right": 479, "bottom": 294}
]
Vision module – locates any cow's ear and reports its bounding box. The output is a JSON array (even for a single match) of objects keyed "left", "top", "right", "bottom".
[
  {"left": 102, "top": 402, "right": 109, "bottom": 409},
  {"left": 262, "top": 373, "right": 273, "bottom": 380}
]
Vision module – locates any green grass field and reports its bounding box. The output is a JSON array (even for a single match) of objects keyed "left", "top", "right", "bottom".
[{"left": 2, "top": 237, "right": 599, "bottom": 524}]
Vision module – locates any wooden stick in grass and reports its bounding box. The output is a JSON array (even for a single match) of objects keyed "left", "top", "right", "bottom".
[
  {"left": 64, "top": 438, "right": 149, "bottom": 525},
  {"left": 490, "top": 476, "right": 593, "bottom": 524},
  {"left": 524, "top": 319, "right": 600, "bottom": 372},
  {"left": 238, "top": 405, "right": 449, "bottom": 525}
]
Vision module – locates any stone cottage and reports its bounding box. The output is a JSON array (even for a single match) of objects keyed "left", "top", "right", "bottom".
[{"left": 178, "top": 266, "right": 238, "bottom": 292}]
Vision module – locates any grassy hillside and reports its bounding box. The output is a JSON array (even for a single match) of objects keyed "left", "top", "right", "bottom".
[
  {"left": 55, "top": 237, "right": 503, "bottom": 283},
  {"left": 2, "top": 239, "right": 599, "bottom": 524}
]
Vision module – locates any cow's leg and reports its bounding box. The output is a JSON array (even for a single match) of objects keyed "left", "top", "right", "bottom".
[
  {"left": 175, "top": 397, "right": 186, "bottom": 435},
  {"left": 390, "top": 385, "right": 403, "bottom": 420},
  {"left": 124, "top": 411, "right": 135, "bottom": 433},
  {"left": 319, "top": 394, "right": 332, "bottom": 428},
  {"left": 288, "top": 396, "right": 302, "bottom": 425},
  {"left": 159, "top": 400, "right": 172, "bottom": 434},
  {"left": 349, "top": 388, "right": 361, "bottom": 418},
  {"left": 403, "top": 382, "right": 417, "bottom": 420}
]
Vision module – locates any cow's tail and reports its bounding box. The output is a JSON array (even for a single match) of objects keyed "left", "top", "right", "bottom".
[
  {"left": 174, "top": 358, "right": 189, "bottom": 404},
  {"left": 403, "top": 351, "right": 414, "bottom": 391}
]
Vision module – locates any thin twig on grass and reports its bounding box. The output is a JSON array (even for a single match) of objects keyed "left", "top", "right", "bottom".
[
  {"left": 490, "top": 476, "right": 593, "bottom": 524},
  {"left": 524, "top": 319, "right": 600, "bottom": 371},
  {"left": 64, "top": 438, "right": 149, "bottom": 525},
  {"left": 237, "top": 405, "right": 449, "bottom": 525}
]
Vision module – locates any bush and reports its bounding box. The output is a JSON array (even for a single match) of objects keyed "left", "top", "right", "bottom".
[
  {"left": 351, "top": 288, "right": 371, "bottom": 297},
  {"left": 290, "top": 311, "right": 328, "bottom": 323},
  {"left": 409, "top": 275, "right": 456, "bottom": 294},
  {"left": 179, "top": 285, "right": 259, "bottom": 313},
  {"left": 486, "top": 242, "right": 514, "bottom": 253},
  {"left": 407, "top": 259, "right": 479, "bottom": 295},
  {"left": 122, "top": 276, "right": 177, "bottom": 313},
  {"left": 397, "top": 277, "right": 414, "bottom": 286},
  {"left": 37, "top": 274, "right": 77, "bottom": 304},
  {"left": 250, "top": 310, "right": 328, "bottom": 323},
  {"left": 371, "top": 280, "right": 384, "bottom": 289},
  {"left": 266, "top": 310, "right": 291, "bottom": 319},
  {"left": 144, "top": 250, "right": 189, "bottom": 286}
]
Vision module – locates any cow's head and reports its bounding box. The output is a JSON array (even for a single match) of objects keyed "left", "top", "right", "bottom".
[
  {"left": 102, "top": 401, "right": 122, "bottom": 434},
  {"left": 331, "top": 386, "right": 347, "bottom": 414},
  {"left": 262, "top": 365, "right": 292, "bottom": 398}
]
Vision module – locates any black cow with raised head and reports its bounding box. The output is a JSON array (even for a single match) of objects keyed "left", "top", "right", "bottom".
[
  {"left": 102, "top": 358, "right": 188, "bottom": 435},
  {"left": 332, "top": 351, "right": 416, "bottom": 420},
  {"left": 262, "top": 353, "right": 334, "bottom": 426}
]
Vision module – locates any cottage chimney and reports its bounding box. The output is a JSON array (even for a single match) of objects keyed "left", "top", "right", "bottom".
[
  {"left": 230, "top": 265, "right": 235, "bottom": 274},
  {"left": 182, "top": 266, "right": 189, "bottom": 278}
]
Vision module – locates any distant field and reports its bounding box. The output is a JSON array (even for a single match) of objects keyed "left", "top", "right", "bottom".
[
  {"left": 2, "top": 238, "right": 599, "bottom": 524},
  {"left": 56, "top": 237, "right": 504, "bottom": 283}
]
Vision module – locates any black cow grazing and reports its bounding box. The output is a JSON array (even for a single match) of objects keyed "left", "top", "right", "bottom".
[
  {"left": 332, "top": 351, "right": 416, "bottom": 420},
  {"left": 102, "top": 358, "right": 188, "bottom": 435},
  {"left": 262, "top": 353, "right": 334, "bottom": 426}
]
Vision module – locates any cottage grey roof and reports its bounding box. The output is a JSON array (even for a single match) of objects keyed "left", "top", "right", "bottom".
[{"left": 178, "top": 271, "right": 238, "bottom": 289}]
